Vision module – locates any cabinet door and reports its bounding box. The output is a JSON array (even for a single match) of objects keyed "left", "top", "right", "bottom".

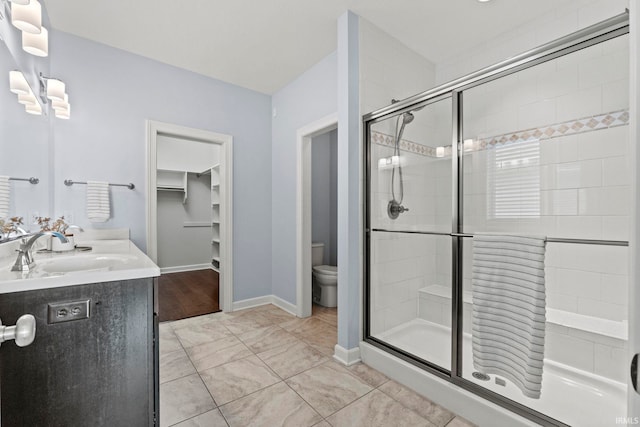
[{"left": 0, "top": 279, "right": 155, "bottom": 426}]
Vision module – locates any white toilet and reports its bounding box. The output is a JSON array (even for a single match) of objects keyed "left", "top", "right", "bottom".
[{"left": 312, "top": 242, "right": 338, "bottom": 307}]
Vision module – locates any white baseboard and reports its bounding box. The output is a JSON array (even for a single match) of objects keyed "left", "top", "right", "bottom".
[
  {"left": 160, "top": 263, "right": 214, "bottom": 274},
  {"left": 232, "top": 295, "right": 273, "bottom": 311},
  {"left": 333, "top": 344, "right": 361, "bottom": 366},
  {"left": 271, "top": 295, "right": 298, "bottom": 316},
  {"left": 232, "top": 294, "right": 298, "bottom": 315}
]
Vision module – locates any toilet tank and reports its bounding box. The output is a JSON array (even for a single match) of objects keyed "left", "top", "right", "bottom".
[{"left": 312, "top": 242, "right": 324, "bottom": 267}]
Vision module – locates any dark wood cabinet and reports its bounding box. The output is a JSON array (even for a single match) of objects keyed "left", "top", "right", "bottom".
[{"left": 0, "top": 278, "right": 158, "bottom": 426}]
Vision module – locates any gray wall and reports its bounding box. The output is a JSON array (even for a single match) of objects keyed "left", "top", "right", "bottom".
[
  {"left": 50, "top": 31, "right": 273, "bottom": 302},
  {"left": 157, "top": 174, "right": 212, "bottom": 269},
  {"left": 271, "top": 52, "right": 338, "bottom": 304},
  {"left": 311, "top": 129, "right": 338, "bottom": 266}
]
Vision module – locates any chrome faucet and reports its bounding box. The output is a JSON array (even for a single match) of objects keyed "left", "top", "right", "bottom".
[{"left": 11, "top": 232, "right": 68, "bottom": 272}]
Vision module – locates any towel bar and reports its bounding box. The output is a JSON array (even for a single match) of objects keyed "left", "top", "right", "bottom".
[
  {"left": 9, "top": 177, "right": 39, "bottom": 185},
  {"left": 64, "top": 179, "right": 135, "bottom": 190}
]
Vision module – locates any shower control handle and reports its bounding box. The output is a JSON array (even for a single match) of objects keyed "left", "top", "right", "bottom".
[{"left": 387, "top": 200, "right": 409, "bottom": 220}]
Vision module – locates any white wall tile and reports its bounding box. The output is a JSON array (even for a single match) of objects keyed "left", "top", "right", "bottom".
[
  {"left": 547, "top": 291, "right": 578, "bottom": 312},
  {"left": 546, "top": 331, "right": 594, "bottom": 372},
  {"left": 518, "top": 99, "right": 557, "bottom": 130},
  {"left": 602, "top": 156, "right": 630, "bottom": 187},
  {"left": 556, "top": 86, "right": 602, "bottom": 123},
  {"left": 554, "top": 268, "right": 601, "bottom": 300},
  {"left": 578, "top": 126, "right": 628, "bottom": 160},
  {"left": 556, "top": 216, "right": 602, "bottom": 239},
  {"left": 603, "top": 79, "right": 630, "bottom": 112},
  {"left": 594, "top": 344, "right": 627, "bottom": 383},
  {"left": 602, "top": 216, "right": 629, "bottom": 241},
  {"left": 600, "top": 186, "right": 629, "bottom": 216},
  {"left": 600, "top": 274, "right": 627, "bottom": 305},
  {"left": 557, "top": 135, "right": 579, "bottom": 163},
  {"left": 578, "top": 187, "right": 601, "bottom": 216},
  {"left": 556, "top": 162, "right": 580, "bottom": 189},
  {"left": 577, "top": 298, "right": 627, "bottom": 322}
]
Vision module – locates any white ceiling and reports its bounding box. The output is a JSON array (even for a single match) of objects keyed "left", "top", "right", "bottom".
[{"left": 43, "top": 0, "right": 573, "bottom": 94}]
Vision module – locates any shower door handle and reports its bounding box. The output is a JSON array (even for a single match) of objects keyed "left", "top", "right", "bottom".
[{"left": 632, "top": 353, "right": 639, "bottom": 393}]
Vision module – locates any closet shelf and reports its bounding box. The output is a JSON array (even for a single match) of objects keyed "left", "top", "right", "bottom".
[{"left": 157, "top": 169, "right": 188, "bottom": 203}]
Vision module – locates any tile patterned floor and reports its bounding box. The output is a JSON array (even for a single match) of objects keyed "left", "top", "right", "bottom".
[{"left": 160, "top": 304, "right": 475, "bottom": 427}]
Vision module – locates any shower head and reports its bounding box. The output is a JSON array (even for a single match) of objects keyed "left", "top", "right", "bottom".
[{"left": 402, "top": 112, "right": 414, "bottom": 124}]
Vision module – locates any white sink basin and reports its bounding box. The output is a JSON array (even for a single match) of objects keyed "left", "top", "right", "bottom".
[{"left": 37, "top": 254, "right": 137, "bottom": 274}]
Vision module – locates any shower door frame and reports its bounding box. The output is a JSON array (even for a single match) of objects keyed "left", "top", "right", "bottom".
[{"left": 363, "top": 13, "right": 630, "bottom": 427}]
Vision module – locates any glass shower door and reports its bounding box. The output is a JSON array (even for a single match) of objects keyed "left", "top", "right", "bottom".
[
  {"left": 459, "top": 34, "right": 630, "bottom": 426},
  {"left": 366, "top": 96, "right": 453, "bottom": 371}
]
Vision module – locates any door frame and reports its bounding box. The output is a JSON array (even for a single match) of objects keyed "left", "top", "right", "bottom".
[
  {"left": 296, "top": 113, "right": 338, "bottom": 318},
  {"left": 146, "top": 120, "right": 234, "bottom": 312}
]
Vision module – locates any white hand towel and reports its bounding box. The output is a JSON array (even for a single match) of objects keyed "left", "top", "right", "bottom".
[
  {"left": 0, "top": 176, "right": 9, "bottom": 218},
  {"left": 86, "top": 181, "right": 110, "bottom": 223},
  {"left": 471, "top": 233, "right": 546, "bottom": 399}
]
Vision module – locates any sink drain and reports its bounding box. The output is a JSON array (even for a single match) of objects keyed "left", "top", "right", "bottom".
[{"left": 472, "top": 372, "right": 490, "bottom": 381}]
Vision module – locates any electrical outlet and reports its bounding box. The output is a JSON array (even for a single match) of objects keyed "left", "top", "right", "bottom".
[{"left": 47, "top": 300, "right": 90, "bottom": 324}]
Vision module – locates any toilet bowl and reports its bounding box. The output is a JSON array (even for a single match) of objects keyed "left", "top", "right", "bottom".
[
  {"left": 312, "top": 265, "right": 337, "bottom": 307},
  {"left": 311, "top": 242, "right": 338, "bottom": 308}
]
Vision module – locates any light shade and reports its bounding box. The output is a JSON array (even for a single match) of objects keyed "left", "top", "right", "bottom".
[
  {"left": 9, "top": 70, "right": 29, "bottom": 94},
  {"left": 22, "top": 26, "right": 48, "bottom": 57},
  {"left": 18, "top": 93, "right": 37, "bottom": 105},
  {"left": 11, "top": 0, "right": 42, "bottom": 34},
  {"left": 46, "top": 78, "right": 65, "bottom": 101},
  {"left": 52, "top": 93, "right": 69, "bottom": 110},
  {"left": 9, "top": 0, "right": 31, "bottom": 5},
  {"left": 55, "top": 104, "right": 70, "bottom": 119},
  {"left": 25, "top": 102, "right": 42, "bottom": 115},
  {"left": 436, "top": 146, "right": 445, "bottom": 158}
]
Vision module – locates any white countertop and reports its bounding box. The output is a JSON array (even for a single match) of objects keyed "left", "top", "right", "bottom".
[{"left": 0, "top": 239, "right": 160, "bottom": 294}]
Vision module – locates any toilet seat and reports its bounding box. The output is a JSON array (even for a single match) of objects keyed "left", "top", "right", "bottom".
[{"left": 312, "top": 265, "right": 337, "bottom": 276}]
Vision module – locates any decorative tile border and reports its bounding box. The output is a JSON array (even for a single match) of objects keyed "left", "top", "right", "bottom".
[
  {"left": 475, "top": 109, "right": 629, "bottom": 151},
  {"left": 371, "top": 109, "right": 629, "bottom": 158},
  {"left": 371, "top": 131, "right": 438, "bottom": 157}
]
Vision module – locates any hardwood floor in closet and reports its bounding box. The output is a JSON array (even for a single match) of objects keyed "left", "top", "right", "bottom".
[{"left": 158, "top": 269, "right": 220, "bottom": 321}]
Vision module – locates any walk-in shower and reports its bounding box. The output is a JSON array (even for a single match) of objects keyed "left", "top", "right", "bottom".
[{"left": 364, "top": 14, "right": 630, "bottom": 427}]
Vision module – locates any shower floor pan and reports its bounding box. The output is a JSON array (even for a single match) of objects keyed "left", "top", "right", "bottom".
[{"left": 378, "top": 318, "right": 625, "bottom": 427}]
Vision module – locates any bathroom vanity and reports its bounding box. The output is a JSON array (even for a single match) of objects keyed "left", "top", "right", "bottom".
[{"left": 0, "top": 238, "right": 160, "bottom": 426}]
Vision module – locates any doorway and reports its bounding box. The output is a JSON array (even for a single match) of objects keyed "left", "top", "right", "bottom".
[
  {"left": 296, "top": 113, "right": 338, "bottom": 318},
  {"left": 146, "top": 121, "right": 233, "bottom": 315}
]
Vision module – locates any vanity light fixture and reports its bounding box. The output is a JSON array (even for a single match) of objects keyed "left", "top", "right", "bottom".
[
  {"left": 9, "top": 70, "right": 29, "bottom": 94},
  {"left": 7, "top": 70, "right": 71, "bottom": 119},
  {"left": 55, "top": 104, "right": 70, "bottom": 120},
  {"left": 17, "top": 92, "right": 37, "bottom": 105},
  {"left": 40, "top": 74, "right": 71, "bottom": 119},
  {"left": 11, "top": 0, "right": 42, "bottom": 34},
  {"left": 25, "top": 101, "right": 42, "bottom": 115},
  {"left": 51, "top": 93, "right": 68, "bottom": 110},
  {"left": 45, "top": 78, "right": 65, "bottom": 101},
  {"left": 22, "top": 25, "right": 47, "bottom": 57}
]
